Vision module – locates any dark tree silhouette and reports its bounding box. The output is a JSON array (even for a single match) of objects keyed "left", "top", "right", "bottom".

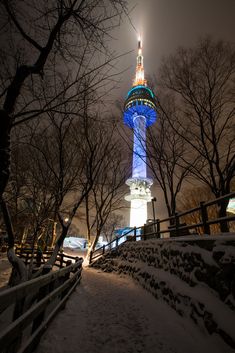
[
  {"left": 0, "top": 0, "right": 128, "bottom": 198},
  {"left": 147, "top": 93, "right": 191, "bottom": 219},
  {"left": 159, "top": 38, "right": 235, "bottom": 230},
  {"left": 0, "top": 0, "right": 128, "bottom": 284}
]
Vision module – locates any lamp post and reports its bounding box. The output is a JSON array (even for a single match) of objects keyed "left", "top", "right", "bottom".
[{"left": 151, "top": 197, "right": 157, "bottom": 234}]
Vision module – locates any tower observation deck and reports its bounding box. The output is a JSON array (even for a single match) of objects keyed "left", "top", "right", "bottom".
[{"left": 124, "top": 37, "right": 157, "bottom": 227}]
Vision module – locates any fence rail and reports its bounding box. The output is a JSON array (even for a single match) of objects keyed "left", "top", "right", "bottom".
[
  {"left": 15, "top": 247, "right": 79, "bottom": 269},
  {"left": 0, "top": 257, "right": 83, "bottom": 353},
  {"left": 90, "top": 192, "right": 235, "bottom": 264}
]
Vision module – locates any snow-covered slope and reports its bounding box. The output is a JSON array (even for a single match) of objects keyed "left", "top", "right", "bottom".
[{"left": 92, "top": 235, "right": 235, "bottom": 349}]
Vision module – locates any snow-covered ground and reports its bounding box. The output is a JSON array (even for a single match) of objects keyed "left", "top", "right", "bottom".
[
  {"left": 35, "top": 267, "right": 233, "bottom": 353},
  {"left": 92, "top": 235, "right": 235, "bottom": 346}
]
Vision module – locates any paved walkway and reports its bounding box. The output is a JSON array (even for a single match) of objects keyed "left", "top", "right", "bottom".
[{"left": 36, "top": 267, "right": 230, "bottom": 353}]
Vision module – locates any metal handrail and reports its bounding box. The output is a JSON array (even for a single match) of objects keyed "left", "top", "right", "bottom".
[
  {"left": 89, "top": 192, "right": 235, "bottom": 264},
  {"left": 90, "top": 227, "right": 142, "bottom": 262},
  {"left": 204, "top": 192, "right": 235, "bottom": 207}
]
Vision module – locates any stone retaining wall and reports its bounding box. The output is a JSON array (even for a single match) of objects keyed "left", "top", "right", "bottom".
[{"left": 92, "top": 235, "right": 235, "bottom": 348}]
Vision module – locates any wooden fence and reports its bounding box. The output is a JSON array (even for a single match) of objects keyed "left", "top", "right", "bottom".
[
  {"left": 15, "top": 247, "right": 79, "bottom": 269},
  {"left": 0, "top": 257, "right": 83, "bottom": 353},
  {"left": 90, "top": 192, "right": 235, "bottom": 263}
]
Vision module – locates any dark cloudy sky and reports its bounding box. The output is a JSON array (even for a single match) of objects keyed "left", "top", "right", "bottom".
[{"left": 111, "top": 0, "right": 235, "bottom": 100}]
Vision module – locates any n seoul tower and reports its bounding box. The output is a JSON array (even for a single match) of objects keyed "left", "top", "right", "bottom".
[{"left": 124, "top": 37, "right": 157, "bottom": 227}]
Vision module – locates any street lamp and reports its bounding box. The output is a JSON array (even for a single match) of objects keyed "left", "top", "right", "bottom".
[{"left": 151, "top": 197, "right": 157, "bottom": 234}]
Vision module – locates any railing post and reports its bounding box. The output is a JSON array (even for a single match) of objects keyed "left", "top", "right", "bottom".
[
  {"left": 36, "top": 249, "right": 42, "bottom": 268},
  {"left": 175, "top": 212, "right": 180, "bottom": 237},
  {"left": 134, "top": 227, "right": 136, "bottom": 241},
  {"left": 218, "top": 198, "right": 229, "bottom": 232},
  {"left": 140, "top": 226, "right": 143, "bottom": 240},
  {"left": 31, "top": 264, "right": 52, "bottom": 340},
  {"left": 89, "top": 250, "right": 93, "bottom": 264},
  {"left": 200, "top": 201, "right": 210, "bottom": 235},
  {"left": 147, "top": 223, "right": 150, "bottom": 238},
  {"left": 60, "top": 253, "right": 64, "bottom": 268},
  {"left": 60, "top": 260, "right": 72, "bottom": 308},
  {"left": 116, "top": 236, "right": 118, "bottom": 248},
  {"left": 102, "top": 245, "right": 105, "bottom": 254},
  {"left": 143, "top": 224, "right": 146, "bottom": 240},
  {"left": 156, "top": 219, "right": 160, "bottom": 238},
  {"left": 42, "top": 264, "right": 53, "bottom": 275},
  {"left": 25, "top": 252, "right": 29, "bottom": 266},
  {"left": 66, "top": 259, "right": 72, "bottom": 267}
]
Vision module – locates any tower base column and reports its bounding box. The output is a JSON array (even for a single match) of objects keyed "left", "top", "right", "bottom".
[{"left": 130, "top": 199, "right": 148, "bottom": 228}]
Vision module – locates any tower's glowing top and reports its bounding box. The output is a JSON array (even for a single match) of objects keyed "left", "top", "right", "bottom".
[
  {"left": 133, "top": 36, "right": 146, "bottom": 87},
  {"left": 123, "top": 35, "right": 157, "bottom": 128}
]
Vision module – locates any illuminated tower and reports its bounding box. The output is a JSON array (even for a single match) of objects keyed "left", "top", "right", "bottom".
[{"left": 124, "top": 37, "right": 157, "bottom": 227}]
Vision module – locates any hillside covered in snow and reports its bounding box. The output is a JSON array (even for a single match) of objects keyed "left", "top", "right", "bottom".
[{"left": 92, "top": 234, "right": 235, "bottom": 349}]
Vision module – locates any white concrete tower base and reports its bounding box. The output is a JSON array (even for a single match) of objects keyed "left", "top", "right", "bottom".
[
  {"left": 130, "top": 199, "right": 148, "bottom": 228},
  {"left": 125, "top": 177, "right": 153, "bottom": 228}
]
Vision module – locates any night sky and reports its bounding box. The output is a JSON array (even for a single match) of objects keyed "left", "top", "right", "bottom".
[{"left": 111, "top": 0, "right": 235, "bottom": 100}]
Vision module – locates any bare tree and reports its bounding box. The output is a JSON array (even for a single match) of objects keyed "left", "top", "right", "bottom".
[
  {"left": 43, "top": 109, "right": 127, "bottom": 268},
  {"left": 1, "top": 114, "right": 80, "bottom": 282},
  {"left": 102, "top": 213, "right": 124, "bottom": 242},
  {"left": 1, "top": 95, "right": 106, "bottom": 280},
  {"left": 147, "top": 93, "right": 191, "bottom": 220},
  {"left": 159, "top": 38, "right": 235, "bottom": 230},
  {"left": 3, "top": 135, "right": 30, "bottom": 243},
  {"left": 84, "top": 134, "right": 127, "bottom": 252},
  {"left": 0, "top": 0, "right": 128, "bottom": 197},
  {"left": 178, "top": 186, "right": 220, "bottom": 234},
  {"left": 0, "top": 0, "right": 129, "bottom": 283}
]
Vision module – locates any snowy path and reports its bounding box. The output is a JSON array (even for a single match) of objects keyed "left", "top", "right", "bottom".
[{"left": 36, "top": 267, "right": 233, "bottom": 353}]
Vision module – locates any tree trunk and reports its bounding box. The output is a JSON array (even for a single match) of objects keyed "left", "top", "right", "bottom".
[
  {"left": 91, "top": 231, "right": 100, "bottom": 253},
  {"left": 8, "top": 248, "right": 28, "bottom": 286},
  {"left": 218, "top": 198, "right": 229, "bottom": 232},
  {"left": 0, "top": 110, "right": 11, "bottom": 199},
  {"left": 32, "top": 223, "right": 69, "bottom": 278},
  {"left": 0, "top": 198, "right": 28, "bottom": 285}
]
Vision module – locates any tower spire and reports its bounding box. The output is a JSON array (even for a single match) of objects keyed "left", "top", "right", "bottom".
[{"left": 133, "top": 36, "right": 146, "bottom": 87}]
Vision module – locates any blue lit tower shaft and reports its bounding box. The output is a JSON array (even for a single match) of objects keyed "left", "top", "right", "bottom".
[
  {"left": 132, "top": 116, "right": 146, "bottom": 178},
  {"left": 123, "top": 38, "right": 157, "bottom": 227}
]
